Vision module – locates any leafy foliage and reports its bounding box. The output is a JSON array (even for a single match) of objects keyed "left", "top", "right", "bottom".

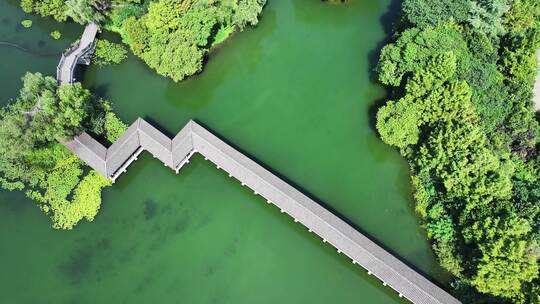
[
  {"left": 104, "top": 3, "right": 145, "bottom": 39},
  {"left": 50, "top": 30, "right": 61, "bottom": 40},
  {"left": 468, "top": 0, "right": 509, "bottom": 37},
  {"left": 402, "top": 0, "right": 470, "bottom": 27},
  {"left": 234, "top": 0, "right": 267, "bottom": 29},
  {"left": 378, "top": 24, "right": 509, "bottom": 134},
  {"left": 94, "top": 39, "right": 128, "bottom": 65},
  {"left": 20, "top": 0, "right": 266, "bottom": 81},
  {"left": 65, "top": 0, "right": 105, "bottom": 24},
  {"left": 0, "top": 73, "right": 126, "bottom": 229},
  {"left": 21, "top": 19, "right": 33, "bottom": 28},
  {"left": 104, "top": 111, "right": 128, "bottom": 142},
  {"left": 20, "top": 0, "right": 68, "bottom": 22},
  {"left": 20, "top": 0, "right": 107, "bottom": 24},
  {"left": 377, "top": 0, "right": 540, "bottom": 301},
  {"left": 122, "top": 0, "right": 266, "bottom": 81}
]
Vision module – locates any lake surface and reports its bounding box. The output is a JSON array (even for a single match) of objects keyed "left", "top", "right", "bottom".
[{"left": 0, "top": 0, "right": 453, "bottom": 303}]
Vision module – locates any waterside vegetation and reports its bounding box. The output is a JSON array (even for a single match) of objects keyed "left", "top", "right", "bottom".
[
  {"left": 20, "top": 0, "right": 267, "bottom": 81},
  {"left": 0, "top": 73, "right": 126, "bottom": 229},
  {"left": 94, "top": 38, "right": 128, "bottom": 65},
  {"left": 21, "top": 19, "right": 33, "bottom": 28},
  {"left": 376, "top": 0, "right": 540, "bottom": 302}
]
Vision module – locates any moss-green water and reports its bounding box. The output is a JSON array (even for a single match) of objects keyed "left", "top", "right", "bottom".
[{"left": 0, "top": 0, "right": 453, "bottom": 303}]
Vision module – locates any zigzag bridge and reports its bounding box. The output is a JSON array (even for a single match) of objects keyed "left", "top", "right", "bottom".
[{"left": 59, "top": 24, "right": 461, "bottom": 304}]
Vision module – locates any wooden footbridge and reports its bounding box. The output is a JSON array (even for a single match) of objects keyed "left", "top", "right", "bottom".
[
  {"left": 59, "top": 24, "right": 460, "bottom": 304},
  {"left": 56, "top": 23, "right": 98, "bottom": 84}
]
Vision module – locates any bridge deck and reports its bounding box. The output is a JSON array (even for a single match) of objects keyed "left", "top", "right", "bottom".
[
  {"left": 56, "top": 23, "right": 98, "bottom": 84},
  {"left": 63, "top": 119, "right": 460, "bottom": 304}
]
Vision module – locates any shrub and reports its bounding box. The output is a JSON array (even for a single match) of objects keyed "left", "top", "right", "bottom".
[
  {"left": 94, "top": 39, "right": 128, "bottom": 66},
  {"left": 0, "top": 73, "right": 124, "bottom": 229},
  {"left": 50, "top": 30, "right": 61, "bottom": 40},
  {"left": 21, "top": 19, "right": 32, "bottom": 28}
]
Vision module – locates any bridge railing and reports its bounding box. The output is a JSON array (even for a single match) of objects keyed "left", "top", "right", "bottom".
[
  {"left": 56, "top": 40, "right": 81, "bottom": 83},
  {"left": 56, "top": 23, "right": 98, "bottom": 84}
]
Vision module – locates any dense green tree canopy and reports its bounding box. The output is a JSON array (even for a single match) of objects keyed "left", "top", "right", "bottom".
[
  {"left": 377, "top": 0, "right": 540, "bottom": 302},
  {"left": 378, "top": 23, "right": 509, "bottom": 134},
  {"left": 122, "top": 0, "right": 266, "bottom": 81},
  {"left": 0, "top": 73, "right": 91, "bottom": 165},
  {"left": 20, "top": 0, "right": 267, "bottom": 82},
  {"left": 94, "top": 39, "right": 128, "bottom": 65},
  {"left": 20, "top": 0, "right": 68, "bottom": 22},
  {"left": 402, "top": 0, "right": 470, "bottom": 27},
  {"left": 0, "top": 73, "right": 126, "bottom": 229},
  {"left": 65, "top": 0, "right": 105, "bottom": 24}
]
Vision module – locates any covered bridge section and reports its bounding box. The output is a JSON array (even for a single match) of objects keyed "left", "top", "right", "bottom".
[{"left": 63, "top": 119, "right": 461, "bottom": 304}]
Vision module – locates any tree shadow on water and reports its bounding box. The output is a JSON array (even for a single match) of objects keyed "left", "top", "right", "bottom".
[
  {"left": 58, "top": 246, "right": 93, "bottom": 285},
  {"left": 144, "top": 199, "right": 159, "bottom": 220},
  {"left": 367, "top": 0, "right": 403, "bottom": 82}
]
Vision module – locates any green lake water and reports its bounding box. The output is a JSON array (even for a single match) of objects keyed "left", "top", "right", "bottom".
[{"left": 0, "top": 0, "right": 454, "bottom": 303}]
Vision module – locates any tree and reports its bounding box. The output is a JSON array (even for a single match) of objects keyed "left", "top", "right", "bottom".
[
  {"left": 21, "top": 19, "right": 33, "bottom": 28},
  {"left": 234, "top": 0, "right": 267, "bottom": 29},
  {"left": 122, "top": 0, "right": 266, "bottom": 82},
  {"left": 468, "top": 216, "right": 538, "bottom": 298},
  {"left": 65, "top": 0, "right": 105, "bottom": 25},
  {"left": 468, "top": 0, "right": 509, "bottom": 37},
  {"left": 0, "top": 72, "right": 126, "bottom": 229},
  {"left": 377, "top": 23, "right": 510, "bottom": 134},
  {"left": 50, "top": 30, "right": 61, "bottom": 40},
  {"left": 94, "top": 39, "right": 128, "bottom": 65},
  {"left": 376, "top": 48, "right": 539, "bottom": 301},
  {"left": 20, "top": 0, "right": 68, "bottom": 22},
  {"left": 402, "top": 0, "right": 470, "bottom": 27}
]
